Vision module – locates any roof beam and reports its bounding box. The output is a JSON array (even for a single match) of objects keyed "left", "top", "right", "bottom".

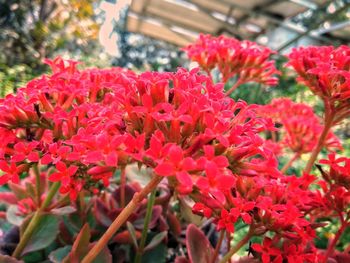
[
  {"left": 194, "top": 0, "right": 335, "bottom": 44},
  {"left": 187, "top": 0, "right": 247, "bottom": 38},
  {"left": 277, "top": 2, "right": 350, "bottom": 52}
]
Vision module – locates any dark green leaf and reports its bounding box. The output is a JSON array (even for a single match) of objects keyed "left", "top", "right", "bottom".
[
  {"left": 48, "top": 246, "right": 72, "bottom": 263},
  {"left": 126, "top": 221, "right": 139, "bottom": 249},
  {"left": 21, "top": 214, "right": 59, "bottom": 255},
  {"left": 144, "top": 231, "right": 167, "bottom": 252},
  {"left": 141, "top": 243, "right": 167, "bottom": 263},
  {"left": 90, "top": 243, "right": 112, "bottom": 263}
]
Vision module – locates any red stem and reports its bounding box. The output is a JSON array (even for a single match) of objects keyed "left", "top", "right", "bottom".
[
  {"left": 81, "top": 175, "right": 163, "bottom": 263},
  {"left": 322, "top": 222, "right": 348, "bottom": 263},
  {"left": 120, "top": 168, "right": 126, "bottom": 208},
  {"left": 225, "top": 79, "right": 243, "bottom": 96},
  {"left": 281, "top": 152, "right": 300, "bottom": 174},
  {"left": 304, "top": 115, "right": 333, "bottom": 174}
]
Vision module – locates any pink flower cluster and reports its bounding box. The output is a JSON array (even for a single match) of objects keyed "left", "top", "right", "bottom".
[
  {"left": 0, "top": 57, "right": 275, "bottom": 202},
  {"left": 287, "top": 45, "right": 350, "bottom": 123},
  {"left": 183, "top": 34, "right": 280, "bottom": 85},
  {"left": 260, "top": 98, "right": 342, "bottom": 155}
]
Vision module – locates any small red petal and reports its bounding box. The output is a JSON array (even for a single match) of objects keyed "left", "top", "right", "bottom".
[{"left": 154, "top": 163, "right": 175, "bottom": 176}]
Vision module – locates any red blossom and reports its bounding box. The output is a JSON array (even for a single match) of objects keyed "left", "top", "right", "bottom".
[
  {"left": 287, "top": 45, "right": 350, "bottom": 123},
  {"left": 49, "top": 161, "right": 78, "bottom": 186},
  {"left": 252, "top": 237, "right": 283, "bottom": 263},
  {"left": 184, "top": 34, "right": 280, "bottom": 88}
]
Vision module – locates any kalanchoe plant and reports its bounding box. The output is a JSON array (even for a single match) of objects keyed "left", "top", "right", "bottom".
[
  {"left": 259, "top": 98, "right": 342, "bottom": 173},
  {"left": 0, "top": 36, "right": 350, "bottom": 263},
  {"left": 183, "top": 34, "right": 280, "bottom": 95},
  {"left": 287, "top": 46, "right": 350, "bottom": 173}
]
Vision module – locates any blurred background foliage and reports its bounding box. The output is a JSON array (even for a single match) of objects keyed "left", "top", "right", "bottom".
[{"left": 0, "top": 0, "right": 101, "bottom": 95}]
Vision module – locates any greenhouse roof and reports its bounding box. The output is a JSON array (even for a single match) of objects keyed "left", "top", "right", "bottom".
[{"left": 126, "top": 0, "right": 350, "bottom": 51}]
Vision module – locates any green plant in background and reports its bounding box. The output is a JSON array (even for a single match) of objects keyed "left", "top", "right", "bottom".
[{"left": 0, "top": 64, "right": 36, "bottom": 96}]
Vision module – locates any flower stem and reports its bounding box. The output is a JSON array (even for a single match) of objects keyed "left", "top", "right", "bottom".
[
  {"left": 33, "top": 164, "right": 41, "bottom": 206},
  {"left": 211, "top": 230, "right": 225, "bottom": 263},
  {"left": 219, "top": 228, "right": 254, "bottom": 263},
  {"left": 225, "top": 79, "right": 242, "bottom": 96},
  {"left": 304, "top": 117, "right": 333, "bottom": 174},
  {"left": 82, "top": 175, "right": 163, "bottom": 263},
  {"left": 281, "top": 152, "right": 300, "bottom": 174},
  {"left": 134, "top": 189, "right": 157, "bottom": 263},
  {"left": 12, "top": 182, "right": 60, "bottom": 258},
  {"left": 322, "top": 222, "right": 348, "bottom": 263}
]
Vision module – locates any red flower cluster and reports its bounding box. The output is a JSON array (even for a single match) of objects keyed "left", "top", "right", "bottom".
[
  {"left": 194, "top": 169, "right": 324, "bottom": 262},
  {"left": 183, "top": 34, "right": 280, "bottom": 88},
  {"left": 260, "top": 98, "right": 341, "bottom": 156},
  {"left": 1, "top": 41, "right": 349, "bottom": 263},
  {"left": 0, "top": 57, "right": 275, "bottom": 203},
  {"left": 287, "top": 45, "right": 350, "bottom": 123},
  {"left": 318, "top": 154, "right": 350, "bottom": 218}
]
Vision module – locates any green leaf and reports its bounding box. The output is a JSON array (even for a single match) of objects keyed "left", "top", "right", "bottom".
[
  {"left": 6, "top": 205, "right": 24, "bottom": 226},
  {"left": 21, "top": 214, "right": 59, "bottom": 255},
  {"left": 89, "top": 243, "right": 112, "bottom": 263},
  {"left": 141, "top": 243, "right": 167, "bottom": 263},
  {"left": 51, "top": 206, "right": 77, "bottom": 216},
  {"left": 127, "top": 221, "right": 139, "bottom": 249},
  {"left": 48, "top": 246, "right": 72, "bottom": 263},
  {"left": 65, "top": 223, "right": 90, "bottom": 262},
  {"left": 22, "top": 251, "right": 44, "bottom": 263},
  {"left": 144, "top": 231, "right": 167, "bottom": 252}
]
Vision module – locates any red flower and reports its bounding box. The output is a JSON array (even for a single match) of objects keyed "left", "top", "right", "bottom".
[
  {"left": 154, "top": 145, "right": 196, "bottom": 194},
  {"left": 252, "top": 237, "right": 282, "bottom": 263},
  {"left": 12, "top": 142, "right": 40, "bottom": 163},
  {"left": 0, "top": 161, "right": 26, "bottom": 185},
  {"left": 287, "top": 45, "right": 350, "bottom": 123},
  {"left": 49, "top": 161, "right": 78, "bottom": 186},
  {"left": 217, "top": 209, "right": 239, "bottom": 233},
  {"left": 184, "top": 34, "right": 280, "bottom": 88}
]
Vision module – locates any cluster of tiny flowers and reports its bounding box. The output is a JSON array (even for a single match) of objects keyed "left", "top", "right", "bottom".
[
  {"left": 183, "top": 34, "right": 280, "bottom": 85},
  {"left": 2, "top": 37, "right": 350, "bottom": 263},
  {"left": 287, "top": 45, "right": 350, "bottom": 123},
  {"left": 318, "top": 153, "right": 350, "bottom": 220},
  {"left": 0, "top": 57, "right": 275, "bottom": 202},
  {"left": 260, "top": 98, "right": 342, "bottom": 155}
]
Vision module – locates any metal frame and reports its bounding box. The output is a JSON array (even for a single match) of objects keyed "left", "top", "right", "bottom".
[{"left": 126, "top": 0, "right": 350, "bottom": 50}]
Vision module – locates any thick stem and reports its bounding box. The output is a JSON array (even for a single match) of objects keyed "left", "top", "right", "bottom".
[
  {"left": 134, "top": 189, "right": 157, "bottom": 263},
  {"left": 322, "top": 222, "right": 348, "bottom": 263},
  {"left": 281, "top": 152, "right": 300, "bottom": 174},
  {"left": 211, "top": 230, "right": 225, "bottom": 263},
  {"left": 12, "top": 182, "right": 60, "bottom": 258},
  {"left": 82, "top": 175, "right": 163, "bottom": 263},
  {"left": 219, "top": 228, "right": 254, "bottom": 263},
  {"left": 304, "top": 117, "right": 333, "bottom": 174},
  {"left": 225, "top": 79, "right": 242, "bottom": 96}
]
